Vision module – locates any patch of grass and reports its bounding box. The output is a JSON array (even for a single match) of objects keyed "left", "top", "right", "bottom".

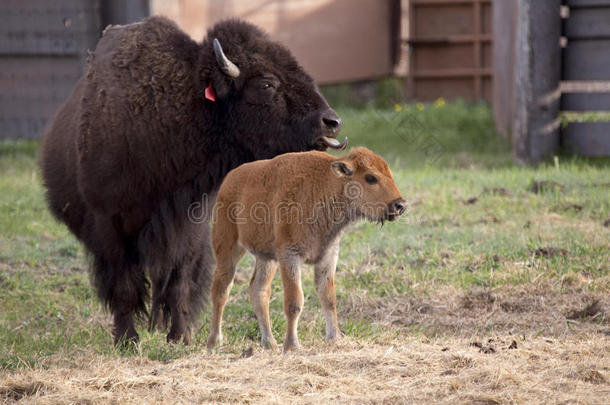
[
  {"left": 333, "top": 101, "right": 512, "bottom": 169},
  {"left": 0, "top": 104, "right": 608, "bottom": 372}
]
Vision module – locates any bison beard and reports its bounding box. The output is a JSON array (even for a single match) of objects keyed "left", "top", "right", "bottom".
[{"left": 40, "top": 16, "right": 345, "bottom": 345}]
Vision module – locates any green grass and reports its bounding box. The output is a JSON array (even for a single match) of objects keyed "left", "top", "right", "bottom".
[{"left": 1, "top": 103, "right": 609, "bottom": 370}]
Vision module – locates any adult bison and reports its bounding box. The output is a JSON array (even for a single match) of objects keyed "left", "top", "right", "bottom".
[{"left": 40, "top": 16, "right": 346, "bottom": 345}]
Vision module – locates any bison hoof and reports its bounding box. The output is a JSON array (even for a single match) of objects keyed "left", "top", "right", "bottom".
[
  {"left": 114, "top": 328, "right": 139, "bottom": 349},
  {"left": 167, "top": 328, "right": 191, "bottom": 345}
]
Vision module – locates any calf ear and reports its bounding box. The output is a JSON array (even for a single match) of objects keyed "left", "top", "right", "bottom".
[{"left": 331, "top": 161, "right": 354, "bottom": 177}]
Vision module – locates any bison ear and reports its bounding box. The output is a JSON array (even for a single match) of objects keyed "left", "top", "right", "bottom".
[{"left": 331, "top": 161, "right": 354, "bottom": 177}]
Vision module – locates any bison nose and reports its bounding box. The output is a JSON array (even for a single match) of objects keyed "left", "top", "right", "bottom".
[
  {"left": 389, "top": 198, "right": 406, "bottom": 215},
  {"left": 321, "top": 111, "right": 342, "bottom": 132}
]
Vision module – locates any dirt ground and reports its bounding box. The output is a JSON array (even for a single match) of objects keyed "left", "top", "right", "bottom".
[{"left": 2, "top": 285, "right": 608, "bottom": 405}]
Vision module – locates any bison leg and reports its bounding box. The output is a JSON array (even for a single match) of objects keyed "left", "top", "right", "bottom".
[
  {"left": 92, "top": 254, "right": 146, "bottom": 346},
  {"left": 165, "top": 265, "right": 191, "bottom": 344},
  {"left": 279, "top": 253, "right": 304, "bottom": 353},
  {"left": 314, "top": 240, "right": 341, "bottom": 341},
  {"left": 249, "top": 257, "right": 279, "bottom": 350},
  {"left": 206, "top": 244, "right": 245, "bottom": 352},
  {"left": 149, "top": 279, "right": 167, "bottom": 332},
  {"left": 90, "top": 214, "right": 148, "bottom": 346},
  {"left": 164, "top": 224, "right": 215, "bottom": 344},
  {"left": 110, "top": 264, "right": 147, "bottom": 345}
]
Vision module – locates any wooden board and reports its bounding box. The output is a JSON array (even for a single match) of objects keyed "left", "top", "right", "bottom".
[
  {"left": 563, "top": 123, "right": 610, "bottom": 156},
  {"left": 565, "top": 0, "right": 610, "bottom": 7},
  {"left": 561, "top": 93, "right": 610, "bottom": 111},
  {"left": 563, "top": 39, "right": 610, "bottom": 80},
  {"left": 564, "top": 7, "right": 610, "bottom": 39}
]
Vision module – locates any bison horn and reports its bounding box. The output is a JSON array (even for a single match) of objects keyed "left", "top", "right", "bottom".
[{"left": 213, "top": 38, "right": 240, "bottom": 78}]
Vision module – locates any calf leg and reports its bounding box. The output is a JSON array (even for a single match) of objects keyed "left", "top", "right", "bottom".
[
  {"left": 249, "top": 258, "right": 279, "bottom": 350},
  {"left": 314, "top": 241, "right": 341, "bottom": 341},
  {"left": 206, "top": 244, "right": 245, "bottom": 352},
  {"left": 279, "top": 253, "right": 304, "bottom": 352}
]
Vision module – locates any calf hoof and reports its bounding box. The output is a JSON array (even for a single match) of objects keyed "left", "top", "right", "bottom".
[
  {"left": 283, "top": 337, "right": 300, "bottom": 353},
  {"left": 326, "top": 329, "right": 344, "bottom": 342},
  {"left": 261, "top": 336, "right": 278, "bottom": 351},
  {"left": 207, "top": 332, "right": 222, "bottom": 353}
]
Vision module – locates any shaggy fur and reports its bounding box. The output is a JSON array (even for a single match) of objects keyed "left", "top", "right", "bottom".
[
  {"left": 40, "top": 16, "right": 342, "bottom": 344},
  {"left": 206, "top": 148, "right": 406, "bottom": 352}
]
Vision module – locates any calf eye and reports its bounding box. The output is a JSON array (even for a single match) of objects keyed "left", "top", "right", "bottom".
[{"left": 365, "top": 174, "right": 378, "bottom": 184}]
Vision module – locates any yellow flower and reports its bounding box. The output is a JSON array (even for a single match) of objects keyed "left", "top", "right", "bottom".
[
  {"left": 433, "top": 97, "right": 446, "bottom": 108},
  {"left": 394, "top": 103, "right": 403, "bottom": 112},
  {"left": 416, "top": 102, "right": 425, "bottom": 111}
]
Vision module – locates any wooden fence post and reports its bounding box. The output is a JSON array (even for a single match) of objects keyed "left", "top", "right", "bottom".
[
  {"left": 512, "top": 0, "right": 562, "bottom": 164},
  {"left": 492, "top": 0, "right": 517, "bottom": 138}
]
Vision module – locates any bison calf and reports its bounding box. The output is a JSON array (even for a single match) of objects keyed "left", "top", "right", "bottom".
[{"left": 207, "top": 147, "right": 405, "bottom": 352}]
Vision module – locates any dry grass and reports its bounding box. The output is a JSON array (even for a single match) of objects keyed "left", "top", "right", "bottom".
[
  {"left": 340, "top": 283, "right": 609, "bottom": 338},
  {"left": 1, "top": 335, "right": 608, "bottom": 404}
]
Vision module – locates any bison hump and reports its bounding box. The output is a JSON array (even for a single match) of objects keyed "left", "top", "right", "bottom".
[{"left": 75, "top": 16, "right": 201, "bottom": 217}]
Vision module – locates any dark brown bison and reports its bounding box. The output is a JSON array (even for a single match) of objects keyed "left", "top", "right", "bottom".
[{"left": 40, "top": 16, "right": 346, "bottom": 345}]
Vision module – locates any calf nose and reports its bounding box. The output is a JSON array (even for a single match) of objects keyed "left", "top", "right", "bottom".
[
  {"left": 389, "top": 198, "right": 407, "bottom": 215},
  {"left": 321, "top": 110, "right": 342, "bottom": 132}
]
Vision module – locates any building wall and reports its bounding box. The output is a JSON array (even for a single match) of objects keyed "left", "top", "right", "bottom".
[{"left": 150, "top": 0, "right": 399, "bottom": 84}]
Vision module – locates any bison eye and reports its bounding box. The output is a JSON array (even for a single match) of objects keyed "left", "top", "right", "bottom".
[
  {"left": 365, "top": 174, "right": 378, "bottom": 185},
  {"left": 261, "top": 82, "right": 273, "bottom": 90}
]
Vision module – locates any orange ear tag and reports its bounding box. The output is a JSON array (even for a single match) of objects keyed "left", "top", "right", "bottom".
[{"left": 205, "top": 81, "right": 216, "bottom": 102}]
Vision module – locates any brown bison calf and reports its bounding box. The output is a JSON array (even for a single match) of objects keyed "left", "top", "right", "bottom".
[{"left": 207, "top": 147, "right": 405, "bottom": 352}]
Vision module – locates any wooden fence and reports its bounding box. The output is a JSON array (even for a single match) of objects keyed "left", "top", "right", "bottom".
[{"left": 406, "top": 0, "right": 493, "bottom": 102}]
